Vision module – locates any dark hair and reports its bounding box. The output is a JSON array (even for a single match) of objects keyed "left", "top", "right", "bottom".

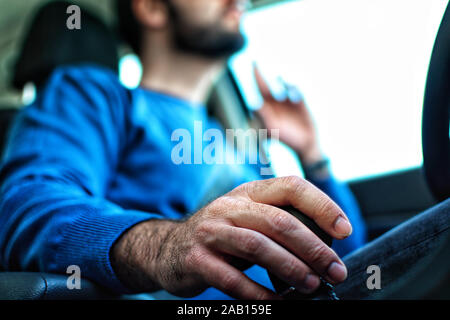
[{"left": 116, "top": 0, "right": 142, "bottom": 54}]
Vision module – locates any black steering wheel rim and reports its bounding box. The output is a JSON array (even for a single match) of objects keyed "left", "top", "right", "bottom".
[{"left": 422, "top": 2, "right": 450, "bottom": 202}]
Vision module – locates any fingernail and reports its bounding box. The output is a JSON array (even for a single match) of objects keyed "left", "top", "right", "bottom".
[
  {"left": 334, "top": 216, "right": 352, "bottom": 236},
  {"left": 327, "top": 262, "right": 347, "bottom": 283}
]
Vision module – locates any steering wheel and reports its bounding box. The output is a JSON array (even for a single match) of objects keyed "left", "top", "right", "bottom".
[{"left": 422, "top": 2, "right": 450, "bottom": 202}]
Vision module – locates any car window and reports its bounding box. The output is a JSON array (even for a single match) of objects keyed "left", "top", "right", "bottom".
[{"left": 230, "top": 0, "right": 448, "bottom": 181}]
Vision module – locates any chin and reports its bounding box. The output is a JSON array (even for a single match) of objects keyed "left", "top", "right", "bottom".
[{"left": 174, "top": 27, "right": 246, "bottom": 58}]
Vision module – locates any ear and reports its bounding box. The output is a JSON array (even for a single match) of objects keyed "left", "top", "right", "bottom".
[{"left": 132, "top": 0, "right": 169, "bottom": 30}]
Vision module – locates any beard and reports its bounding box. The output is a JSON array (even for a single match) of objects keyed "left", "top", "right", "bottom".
[
  {"left": 167, "top": 2, "right": 246, "bottom": 58},
  {"left": 173, "top": 25, "right": 246, "bottom": 58}
]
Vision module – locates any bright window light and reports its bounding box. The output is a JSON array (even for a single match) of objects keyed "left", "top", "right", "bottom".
[
  {"left": 230, "top": 0, "right": 448, "bottom": 181},
  {"left": 22, "top": 82, "right": 36, "bottom": 106},
  {"left": 265, "top": 139, "right": 304, "bottom": 178},
  {"left": 119, "top": 53, "right": 143, "bottom": 89}
]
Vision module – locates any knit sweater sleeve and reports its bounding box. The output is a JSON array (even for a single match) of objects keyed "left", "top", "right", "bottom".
[{"left": 0, "top": 66, "right": 160, "bottom": 293}]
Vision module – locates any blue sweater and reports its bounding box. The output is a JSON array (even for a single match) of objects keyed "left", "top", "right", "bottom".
[{"left": 0, "top": 65, "right": 366, "bottom": 299}]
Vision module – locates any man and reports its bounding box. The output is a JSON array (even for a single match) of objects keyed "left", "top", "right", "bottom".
[{"left": 0, "top": 0, "right": 368, "bottom": 299}]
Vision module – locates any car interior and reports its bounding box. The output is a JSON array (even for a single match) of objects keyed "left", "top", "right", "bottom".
[{"left": 0, "top": 0, "right": 448, "bottom": 300}]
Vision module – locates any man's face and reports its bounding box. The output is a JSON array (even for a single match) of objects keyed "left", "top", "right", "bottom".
[{"left": 168, "top": 0, "right": 249, "bottom": 58}]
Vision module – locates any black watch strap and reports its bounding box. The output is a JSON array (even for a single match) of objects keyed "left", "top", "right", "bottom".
[{"left": 303, "top": 158, "right": 330, "bottom": 179}]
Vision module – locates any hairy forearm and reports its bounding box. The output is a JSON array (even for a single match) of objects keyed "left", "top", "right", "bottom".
[
  {"left": 109, "top": 177, "right": 351, "bottom": 300},
  {"left": 110, "top": 219, "right": 182, "bottom": 293}
]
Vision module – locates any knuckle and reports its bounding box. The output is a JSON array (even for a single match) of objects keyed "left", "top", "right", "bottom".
[
  {"left": 316, "top": 197, "right": 335, "bottom": 214},
  {"left": 195, "top": 222, "right": 215, "bottom": 243},
  {"left": 284, "top": 176, "right": 308, "bottom": 196},
  {"left": 221, "top": 272, "right": 240, "bottom": 293},
  {"left": 281, "top": 259, "right": 305, "bottom": 282},
  {"left": 235, "top": 181, "right": 251, "bottom": 194},
  {"left": 210, "top": 196, "right": 237, "bottom": 215},
  {"left": 237, "top": 181, "right": 265, "bottom": 203},
  {"left": 284, "top": 175, "right": 306, "bottom": 193},
  {"left": 315, "top": 198, "right": 340, "bottom": 222},
  {"left": 185, "top": 249, "right": 207, "bottom": 270},
  {"left": 229, "top": 181, "right": 254, "bottom": 199},
  {"left": 241, "top": 233, "right": 264, "bottom": 256},
  {"left": 207, "top": 199, "right": 225, "bottom": 216},
  {"left": 306, "top": 243, "right": 332, "bottom": 266},
  {"left": 271, "top": 211, "right": 295, "bottom": 234}
]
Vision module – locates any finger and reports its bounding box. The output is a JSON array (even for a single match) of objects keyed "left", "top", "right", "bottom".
[
  {"left": 278, "top": 77, "right": 304, "bottom": 104},
  {"left": 253, "top": 63, "right": 274, "bottom": 101},
  {"left": 287, "top": 85, "right": 305, "bottom": 105},
  {"left": 197, "top": 252, "right": 280, "bottom": 300},
  {"left": 234, "top": 176, "right": 353, "bottom": 240},
  {"left": 276, "top": 76, "right": 292, "bottom": 103},
  {"left": 227, "top": 202, "right": 347, "bottom": 284},
  {"left": 255, "top": 105, "right": 274, "bottom": 127},
  {"left": 208, "top": 225, "right": 321, "bottom": 294}
]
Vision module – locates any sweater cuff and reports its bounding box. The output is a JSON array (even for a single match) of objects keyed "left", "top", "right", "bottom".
[{"left": 51, "top": 207, "right": 160, "bottom": 294}]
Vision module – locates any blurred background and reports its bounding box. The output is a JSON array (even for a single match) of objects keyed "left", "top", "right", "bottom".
[
  {"left": 0, "top": 0, "right": 114, "bottom": 106},
  {"left": 0, "top": 0, "right": 447, "bottom": 181},
  {"left": 0, "top": 0, "right": 449, "bottom": 300},
  {"left": 0, "top": 0, "right": 447, "bottom": 239}
]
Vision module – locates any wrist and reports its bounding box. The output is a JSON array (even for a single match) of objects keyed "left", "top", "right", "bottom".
[
  {"left": 297, "top": 144, "right": 324, "bottom": 166},
  {"left": 302, "top": 158, "right": 330, "bottom": 180},
  {"left": 110, "top": 219, "right": 180, "bottom": 293},
  {"left": 298, "top": 146, "right": 331, "bottom": 180}
]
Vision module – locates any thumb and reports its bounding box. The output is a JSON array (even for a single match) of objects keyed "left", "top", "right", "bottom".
[{"left": 253, "top": 63, "right": 274, "bottom": 101}]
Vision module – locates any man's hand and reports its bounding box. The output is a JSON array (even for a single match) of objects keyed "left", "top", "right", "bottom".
[
  {"left": 253, "top": 65, "right": 324, "bottom": 165},
  {"left": 111, "top": 176, "right": 352, "bottom": 300}
]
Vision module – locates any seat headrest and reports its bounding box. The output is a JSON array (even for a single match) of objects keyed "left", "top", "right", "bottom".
[{"left": 12, "top": 0, "right": 119, "bottom": 90}]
